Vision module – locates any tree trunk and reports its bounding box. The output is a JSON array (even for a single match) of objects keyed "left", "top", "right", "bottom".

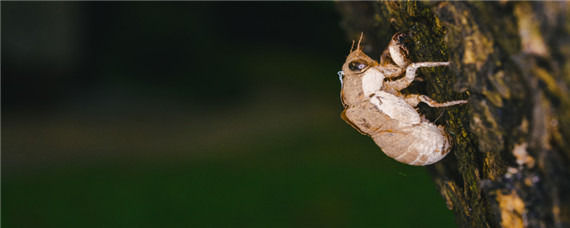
[{"left": 335, "top": 1, "right": 570, "bottom": 228}]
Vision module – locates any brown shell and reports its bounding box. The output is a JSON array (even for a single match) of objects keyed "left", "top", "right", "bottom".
[{"left": 339, "top": 33, "right": 454, "bottom": 166}]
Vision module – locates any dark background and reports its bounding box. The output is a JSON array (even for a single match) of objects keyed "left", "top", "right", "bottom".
[{"left": 2, "top": 2, "right": 455, "bottom": 227}]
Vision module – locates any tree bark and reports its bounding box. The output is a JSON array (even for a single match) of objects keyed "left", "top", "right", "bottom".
[{"left": 335, "top": 2, "right": 570, "bottom": 228}]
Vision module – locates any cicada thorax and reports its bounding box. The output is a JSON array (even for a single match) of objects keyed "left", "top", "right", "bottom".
[
  {"left": 340, "top": 71, "right": 366, "bottom": 107},
  {"left": 343, "top": 100, "right": 403, "bottom": 136}
]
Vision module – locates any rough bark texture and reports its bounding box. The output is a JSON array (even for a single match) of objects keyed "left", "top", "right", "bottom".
[{"left": 335, "top": 2, "right": 570, "bottom": 228}]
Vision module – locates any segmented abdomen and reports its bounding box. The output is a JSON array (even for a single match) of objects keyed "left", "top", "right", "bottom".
[
  {"left": 371, "top": 122, "right": 450, "bottom": 165},
  {"left": 344, "top": 101, "right": 451, "bottom": 166}
]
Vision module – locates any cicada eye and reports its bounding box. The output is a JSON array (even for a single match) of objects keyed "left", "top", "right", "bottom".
[{"left": 348, "top": 60, "right": 369, "bottom": 72}]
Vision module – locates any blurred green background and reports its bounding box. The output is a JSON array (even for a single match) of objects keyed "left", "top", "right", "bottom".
[{"left": 2, "top": 2, "right": 456, "bottom": 227}]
